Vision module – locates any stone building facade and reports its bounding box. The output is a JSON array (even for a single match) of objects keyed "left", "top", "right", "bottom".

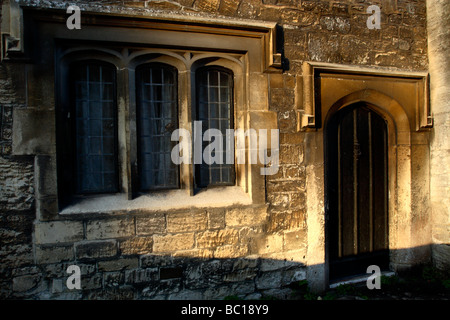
[{"left": 0, "top": 0, "right": 448, "bottom": 299}]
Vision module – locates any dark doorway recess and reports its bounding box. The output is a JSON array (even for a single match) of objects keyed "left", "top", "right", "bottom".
[{"left": 326, "top": 103, "right": 390, "bottom": 281}]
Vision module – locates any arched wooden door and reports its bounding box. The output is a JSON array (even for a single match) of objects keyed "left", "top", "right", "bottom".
[{"left": 326, "top": 103, "right": 389, "bottom": 281}]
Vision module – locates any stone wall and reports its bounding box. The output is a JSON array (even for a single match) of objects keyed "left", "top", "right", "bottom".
[
  {"left": 426, "top": 0, "right": 450, "bottom": 272},
  {"left": 26, "top": 205, "right": 306, "bottom": 299},
  {"left": 0, "top": 0, "right": 434, "bottom": 299},
  {"left": 0, "top": 61, "right": 36, "bottom": 298}
]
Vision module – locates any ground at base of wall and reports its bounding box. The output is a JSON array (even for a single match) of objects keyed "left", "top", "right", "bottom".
[{"left": 283, "top": 265, "right": 449, "bottom": 301}]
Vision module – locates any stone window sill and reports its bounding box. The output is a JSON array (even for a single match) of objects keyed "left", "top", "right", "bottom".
[{"left": 59, "top": 186, "right": 252, "bottom": 215}]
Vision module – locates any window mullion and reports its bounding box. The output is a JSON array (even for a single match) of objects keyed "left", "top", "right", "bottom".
[{"left": 117, "top": 66, "right": 135, "bottom": 199}]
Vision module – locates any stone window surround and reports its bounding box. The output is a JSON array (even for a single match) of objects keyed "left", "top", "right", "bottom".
[
  {"left": 299, "top": 61, "right": 432, "bottom": 291},
  {"left": 58, "top": 46, "right": 247, "bottom": 205},
  {"left": 10, "top": 7, "right": 282, "bottom": 220}
]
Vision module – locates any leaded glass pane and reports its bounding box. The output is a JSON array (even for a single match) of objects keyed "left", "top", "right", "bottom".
[
  {"left": 137, "top": 64, "right": 179, "bottom": 190},
  {"left": 196, "top": 68, "right": 235, "bottom": 187},
  {"left": 73, "top": 62, "right": 118, "bottom": 194}
]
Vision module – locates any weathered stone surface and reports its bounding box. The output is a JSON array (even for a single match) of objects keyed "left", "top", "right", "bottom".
[
  {"left": 88, "top": 286, "right": 135, "bottom": 300},
  {"left": 34, "top": 155, "right": 57, "bottom": 198},
  {"left": 12, "top": 274, "right": 41, "bottom": 293},
  {"left": 196, "top": 229, "right": 239, "bottom": 249},
  {"left": 35, "top": 221, "right": 84, "bottom": 245},
  {"left": 167, "top": 211, "right": 207, "bottom": 233},
  {"left": 75, "top": 240, "right": 118, "bottom": 260},
  {"left": 152, "top": 233, "right": 195, "bottom": 253},
  {"left": 103, "top": 272, "right": 125, "bottom": 288},
  {"left": 194, "top": 0, "right": 220, "bottom": 13},
  {"left": 12, "top": 108, "right": 56, "bottom": 155},
  {"left": 98, "top": 257, "right": 139, "bottom": 272},
  {"left": 173, "top": 248, "right": 214, "bottom": 259},
  {"left": 225, "top": 207, "right": 267, "bottom": 227},
  {"left": 213, "top": 245, "right": 248, "bottom": 258},
  {"left": 140, "top": 254, "right": 175, "bottom": 268},
  {"left": 279, "top": 144, "right": 303, "bottom": 165},
  {"left": 168, "top": 289, "right": 203, "bottom": 300},
  {"left": 268, "top": 209, "right": 305, "bottom": 232},
  {"left": 218, "top": 0, "right": 240, "bottom": 16},
  {"left": 320, "top": 15, "right": 351, "bottom": 33},
  {"left": 255, "top": 270, "right": 283, "bottom": 290},
  {"left": 427, "top": 0, "right": 450, "bottom": 272},
  {"left": 125, "top": 268, "right": 158, "bottom": 284},
  {"left": 43, "top": 262, "right": 96, "bottom": 278},
  {"left": 119, "top": 236, "right": 153, "bottom": 255},
  {"left": 283, "top": 229, "right": 306, "bottom": 250},
  {"left": 82, "top": 274, "right": 103, "bottom": 290},
  {"left": 207, "top": 209, "right": 226, "bottom": 229},
  {"left": 142, "top": 278, "right": 182, "bottom": 297},
  {"left": 0, "top": 157, "right": 34, "bottom": 211},
  {"left": 35, "top": 245, "right": 74, "bottom": 264},
  {"left": 86, "top": 217, "right": 135, "bottom": 240},
  {"left": 253, "top": 233, "right": 284, "bottom": 255},
  {"left": 136, "top": 214, "right": 166, "bottom": 235},
  {"left": 223, "top": 268, "right": 257, "bottom": 282}
]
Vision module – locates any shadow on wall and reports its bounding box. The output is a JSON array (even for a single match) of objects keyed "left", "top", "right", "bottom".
[{"left": 4, "top": 244, "right": 449, "bottom": 300}]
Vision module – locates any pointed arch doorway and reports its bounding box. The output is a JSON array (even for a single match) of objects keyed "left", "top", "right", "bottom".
[{"left": 325, "top": 102, "right": 390, "bottom": 281}]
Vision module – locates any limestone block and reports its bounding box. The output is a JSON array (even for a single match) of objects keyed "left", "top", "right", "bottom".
[
  {"left": 232, "top": 256, "right": 259, "bottom": 271},
  {"left": 279, "top": 144, "right": 303, "bottom": 164},
  {"left": 136, "top": 214, "right": 166, "bottom": 235},
  {"left": 12, "top": 274, "right": 40, "bottom": 293},
  {"left": 196, "top": 229, "right": 239, "bottom": 249},
  {"left": 168, "top": 290, "right": 203, "bottom": 300},
  {"left": 75, "top": 240, "right": 117, "bottom": 260},
  {"left": 259, "top": 257, "right": 300, "bottom": 273},
  {"left": 103, "top": 272, "right": 125, "bottom": 288},
  {"left": 194, "top": 0, "right": 220, "bottom": 13},
  {"left": 268, "top": 209, "right": 305, "bottom": 232},
  {"left": 140, "top": 254, "right": 174, "bottom": 268},
  {"left": 152, "top": 233, "right": 195, "bottom": 253},
  {"left": 35, "top": 245, "right": 74, "bottom": 264},
  {"left": 248, "top": 73, "right": 268, "bottom": 111},
  {"left": 167, "top": 211, "right": 207, "bottom": 233},
  {"left": 225, "top": 207, "right": 267, "bottom": 227},
  {"left": 98, "top": 258, "right": 139, "bottom": 272},
  {"left": 255, "top": 270, "right": 282, "bottom": 290},
  {"left": 223, "top": 268, "right": 257, "bottom": 282},
  {"left": 12, "top": 108, "right": 55, "bottom": 155},
  {"left": 213, "top": 245, "right": 248, "bottom": 258},
  {"left": 0, "top": 156, "right": 34, "bottom": 211},
  {"left": 34, "top": 155, "right": 57, "bottom": 198},
  {"left": 34, "top": 221, "right": 83, "bottom": 245},
  {"left": 86, "top": 217, "right": 135, "bottom": 240},
  {"left": 82, "top": 274, "right": 103, "bottom": 290},
  {"left": 173, "top": 248, "right": 214, "bottom": 259},
  {"left": 254, "top": 233, "right": 284, "bottom": 255},
  {"left": 284, "top": 229, "right": 307, "bottom": 251},
  {"left": 119, "top": 236, "right": 153, "bottom": 255},
  {"left": 207, "top": 209, "right": 225, "bottom": 229}
]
